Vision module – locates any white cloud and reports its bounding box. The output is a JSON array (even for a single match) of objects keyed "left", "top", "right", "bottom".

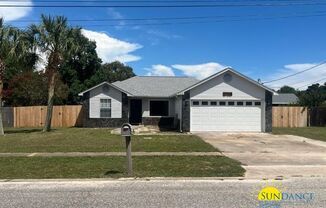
[
  {"left": 107, "top": 8, "right": 126, "bottom": 29},
  {"left": 264, "top": 63, "right": 326, "bottom": 90},
  {"left": 0, "top": 1, "right": 33, "bottom": 22},
  {"left": 146, "top": 65, "right": 175, "bottom": 76},
  {"left": 172, "top": 62, "right": 228, "bottom": 80},
  {"left": 146, "top": 29, "right": 182, "bottom": 45},
  {"left": 35, "top": 49, "right": 49, "bottom": 72},
  {"left": 147, "top": 29, "right": 181, "bottom": 40},
  {"left": 81, "top": 29, "right": 142, "bottom": 63}
]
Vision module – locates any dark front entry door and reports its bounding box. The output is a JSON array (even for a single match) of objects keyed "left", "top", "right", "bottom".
[{"left": 129, "top": 99, "right": 142, "bottom": 124}]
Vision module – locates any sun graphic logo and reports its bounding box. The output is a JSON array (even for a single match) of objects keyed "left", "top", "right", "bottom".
[
  {"left": 255, "top": 181, "right": 315, "bottom": 207},
  {"left": 258, "top": 186, "right": 282, "bottom": 201},
  {"left": 255, "top": 181, "right": 285, "bottom": 208}
]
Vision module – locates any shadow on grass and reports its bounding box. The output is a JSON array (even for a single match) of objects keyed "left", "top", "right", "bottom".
[
  {"left": 104, "top": 170, "right": 124, "bottom": 176},
  {"left": 4, "top": 128, "right": 58, "bottom": 134}
]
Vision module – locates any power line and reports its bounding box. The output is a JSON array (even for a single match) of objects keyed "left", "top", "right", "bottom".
[
  {"left": 297, "top": 77, "right": 326, "bottom": 89},
  {"left": 83, "top": 13, "right": 326, "bottom": 26},
  {"left": 1, "top": 0, "right": 323, "bottom": 3},
  {"left": 263, "top": 61, "right": 326, "bottom": 84},
  {"left": 13, "top": 13, "right": 326, "bottom": 29},
  {"left": 2, "top": 2, "right": 326, "bottom": 8},
  {"left": 10, "top": 10, "right": 326, "bottom": 23},
  {"left": 2, "top": 0, "right": 326, "bottom": 2},
  {"left": 1, "top": 0, "right": 322, "bottom": 1},
  {"left": 269, "top": 73, "right": 326, "bottom": 88},
  {"left": 1, "top": 0, "right": 326, "bottom": 4}
]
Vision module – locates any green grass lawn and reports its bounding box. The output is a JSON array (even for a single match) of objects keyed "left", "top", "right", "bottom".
[
  {"left": 0, "top": 128, "right": 217, "bottom": 153},
  {"left": 273, "top": 127, "right": 326, "bottom": 142},
  {"left": 0, "top": 156, "right": 244, "bottom": 179}
]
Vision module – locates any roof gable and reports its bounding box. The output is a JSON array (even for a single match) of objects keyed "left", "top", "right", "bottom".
[
  {"left": 78, "top": 82, "right": 132, "bottom": 96},
  {"left": 176, "top": 67, "right": 276, "bottom": 95}
]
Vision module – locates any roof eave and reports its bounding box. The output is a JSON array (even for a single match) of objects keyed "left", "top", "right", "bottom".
[
  {"left": 127, "top": 95, "right": 174, "bottom": 98},
  {"left": 273, "top": 102, "right": 292, "bottom": 104},
  {"left": 78, "top": 82, "right": 133, "bottom": 96},
  {"left": 175, "top": 67, "right": 277, "bottom": 96}
]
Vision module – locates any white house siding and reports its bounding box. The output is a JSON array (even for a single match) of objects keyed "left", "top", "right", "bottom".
[
  {"left": 190, "top": 71, "right": 265, "bottom": 100},
  {"left": 190, "top": 105, "right": 263, "bottom": 131},
  {"left": 141, "top": 98, "right": 149, "bottom": 117},
  {"left": 89, "top": 85, "right": 122, "bottom": 118},
  {"left": 189, "top": 71, "right": 265, "bottom": 132},
  {"left": 174, "top": 96, "right": 182, "bottom": 120},
  {"left": 141, "top": 98, "right": 175, "bottom": 117}
]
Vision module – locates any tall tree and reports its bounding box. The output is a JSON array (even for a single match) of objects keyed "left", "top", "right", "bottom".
[
  {"left": 0, "top": 19, "right": 28, "bottom": 135},
  {"left": 59, "top": 28, "right": 102, "bottom": 104},
  {"left": 277, "top": 85, "right": 297, "bottom": 94},
  {"left": 297, "top": 83, "right": 326, "bottom": 107},
  {"left": 28, "top": 15, "right": 78, "bottom": 132},
  {"left": 86, "top": 61, "right": 135, "bottom": 87},
  {"left": 5, "top": 72, "right": 68, "bottom": 106},
  {"left": 0, "top": 18, "right": 7, "bottom": 136}
]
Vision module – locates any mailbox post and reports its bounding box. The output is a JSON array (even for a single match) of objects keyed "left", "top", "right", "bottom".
[{"left": 121, "top": 123, "right": 133, "bottom": 176}]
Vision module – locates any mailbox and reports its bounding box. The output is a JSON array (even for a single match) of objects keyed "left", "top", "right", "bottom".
[
  {"left": 121, "top": 123, "right": 133, "bottom": 176},
  {"left": 121, "top": 123, "right": 133, "bottom": 137}
]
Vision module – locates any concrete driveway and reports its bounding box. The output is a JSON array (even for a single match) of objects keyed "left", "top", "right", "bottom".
[{"left": 196, "top": 132, "right": 326, "bottom": 179}]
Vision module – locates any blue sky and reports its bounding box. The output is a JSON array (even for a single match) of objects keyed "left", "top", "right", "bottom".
[{"left": 1, "top": 1, "right": 326, "bottom": 89}]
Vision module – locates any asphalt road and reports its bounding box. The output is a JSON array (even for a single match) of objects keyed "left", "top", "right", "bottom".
[{"left": 0, "top": 178, "right": 325, "bottom": 208}]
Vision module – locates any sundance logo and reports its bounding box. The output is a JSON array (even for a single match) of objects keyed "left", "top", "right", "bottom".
[{"left": 257, "top": 186, "right": 315, "bottom": 207}]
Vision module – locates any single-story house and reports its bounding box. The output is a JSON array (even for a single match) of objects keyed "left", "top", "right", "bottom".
[
  {"left": 79, "top": 68, "right": 276, "bottom": 132},
  {"left": 272, "top": 93, "right": 298, "bottom": 106}
]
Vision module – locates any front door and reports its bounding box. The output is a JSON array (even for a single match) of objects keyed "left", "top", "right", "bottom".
[{"left": 129, "top": 99, "right": 142, "bottom": 124}]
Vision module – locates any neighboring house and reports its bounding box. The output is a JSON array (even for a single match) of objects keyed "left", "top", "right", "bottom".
[
  {"left": 79, "top": 68, "right": 276, "bottom": 132},
  {"left": 273, "top": 93, "right": 298, "bottom": 106}
]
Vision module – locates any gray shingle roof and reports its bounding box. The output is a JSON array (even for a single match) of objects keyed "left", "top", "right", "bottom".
[
  {"left": 273, "top": 93, "right": 298, "bottom": 104},
  {"left": 112, "top": 76, "right": 198, "bottom": 97}
]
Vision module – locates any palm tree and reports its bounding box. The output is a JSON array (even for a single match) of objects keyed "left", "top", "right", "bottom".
[
  {"left": 0, "top": 18, "right": 24, "bottom": 135},
  {"left": 0, "top": 18, "right": 6, "bottom": 136},
  {"left": 28, "top": 15, "right": 77, "bottom": 132}
]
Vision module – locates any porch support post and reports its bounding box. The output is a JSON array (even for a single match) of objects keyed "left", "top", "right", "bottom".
[{"left": 182, "top": 91, "right": 190, "bottom": 132}]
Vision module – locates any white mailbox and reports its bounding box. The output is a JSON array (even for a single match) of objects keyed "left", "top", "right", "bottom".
[
  {"left": 121, "top": 123, "right": 133, "bottom": 176},
  {"left": 121, "top": 123, "right": 133, "bottom": 137}
]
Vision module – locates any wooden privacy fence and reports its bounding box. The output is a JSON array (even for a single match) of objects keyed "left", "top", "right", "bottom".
[
  {"left": 272, "top": 106, "right": 308, "bottom": 127},
  {"left": 13, "top": 105, "right": 83, "bottom": 128},
  {"left": 309, "top": 107, "right": 326, "bottom": 126},
  {"left": 1, "top": 105, "right": 315, "bottom": 128}
]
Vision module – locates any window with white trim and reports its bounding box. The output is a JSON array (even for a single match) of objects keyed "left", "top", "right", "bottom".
[
  {"left": 219, "top": 101, "right": 226, "bottom": 106},
  {"left": 210, "top": 101, "right": 217, "bottom": 106},
  {"left": 202, "top": 101, "right": 209, "bottom": 106},
  {"left": 192, "top": 101, "right": 200, "bottom": 106},
  {"left": 100, "top": 99, "right": 111, "bottom": 118},
  {"left": 246, "top": 101, "right": 253, "bottom": 106}
]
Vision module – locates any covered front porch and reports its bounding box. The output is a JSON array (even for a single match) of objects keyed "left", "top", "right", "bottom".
[{"left": 128, "top": 97, "right": 182, "bottom": 130}]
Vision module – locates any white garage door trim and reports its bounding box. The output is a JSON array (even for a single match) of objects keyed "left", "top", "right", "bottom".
[{"left": 190, "top": 100, "right": 264, "bottom": 132}]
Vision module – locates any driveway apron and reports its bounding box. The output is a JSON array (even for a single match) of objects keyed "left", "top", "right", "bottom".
[{"left": 196, "top": 132, "right": 326, "bottom": 179}]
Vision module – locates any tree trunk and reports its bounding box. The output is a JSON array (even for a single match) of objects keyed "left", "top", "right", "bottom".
[
  {"left": 0, "top": 59, "right": 5, "bottom": 136},
  {"left": 43, "top": 71, "right": 57, "bottom": 132}
]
